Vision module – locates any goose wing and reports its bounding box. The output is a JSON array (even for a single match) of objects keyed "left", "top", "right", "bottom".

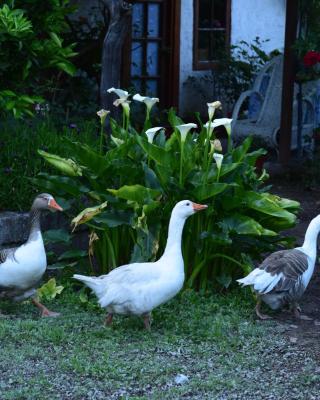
[
  {"left": 0, "top": 247, "right": 17, "bottom": 265},
  {"left": 260, "top": 249, "right": 309, "bottom": 292},
  {"left": 238, "top": 249, "right": 309, "bottom": 294}
]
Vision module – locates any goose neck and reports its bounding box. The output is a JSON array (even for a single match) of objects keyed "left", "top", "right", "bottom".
[
  {"left": 161, "top": 213, "right": 186, "bottom": 260},
  {"left": 27, "top": 208, "right": 42, "bottom": 242},
  {"left": 301, "top": 215, "right": 320, "bottom": 258}
]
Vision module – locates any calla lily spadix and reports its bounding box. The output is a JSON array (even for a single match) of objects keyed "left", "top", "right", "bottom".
[
  {"left": 113, "top": 97, "right": 131, "bottom": 118},
  {"left": 145, "top": 126, "right": 164, "bottom": 143},
  {"left": 207, "top": 101, "right": 222, "bottom": 121},
  {"left": 213, "top": 153, "right": 224, "bottom": 170},
  {"left": 133, "top": 94, "right": 159, "bottom": 112},
  {"left": 107, "top": 87, "right": 129, "bottom": 100},
  {"left": 176, "top": 123, "right": 197, "bottom": 142}
]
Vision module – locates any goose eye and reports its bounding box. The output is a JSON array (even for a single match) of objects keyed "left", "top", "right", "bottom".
[{"left": 186, "top": 202, "right": 190, "bottom": 206}]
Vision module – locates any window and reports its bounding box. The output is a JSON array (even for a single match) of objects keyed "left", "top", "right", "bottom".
[
  {"left": 193, "top": 0, "right": 231, "bottom": 70},
  {"left": 130, "top": 1, "right": 163, "bottom": 97}
]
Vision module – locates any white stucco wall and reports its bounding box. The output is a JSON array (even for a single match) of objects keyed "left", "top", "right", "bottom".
[{"left": 179, "top": 0, "right": 286, "bottom": 116}]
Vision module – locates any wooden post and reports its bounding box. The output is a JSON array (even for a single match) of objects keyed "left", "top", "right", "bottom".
[
  {"left": 279, "top": 0, "right": 299, "bottom": 165},
  {"left": 100, "top": 0, "right": 132, "bottom": 111}
]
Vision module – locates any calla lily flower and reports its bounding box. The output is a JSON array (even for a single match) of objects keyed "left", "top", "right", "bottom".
[
  {"left": 111, "top": 135, "right": 125, "bottom": 146},
  {"left": 71, "top": 201, "right": 108, "bottom": 232},
  {"left": 210, "top": 139, "right": 222, "bottom": 153},
  {"left": 213, "top": 153, "right": 224, "bottom": 170},
  {"left": 207, "top": 101, "right": 222, "bottom": 120},
  {"left": 176, "top": 123, "right": 197, "bottom": 142},
  {"left": 145, "top": 127, "right": 164, "bottom": 143},
  {"left": 133, "top": 94, "right": 159, "bottom": 112},
  {"left": 38, "top": 150, "right": 82, "bottom": 176},
  {"left": 107, "top": 87, "right": 129, "bottom": 100},
  {"left": 97, "top": 109, "right": 110, "bottom": 125},
  {"left": 113, "top": 98, "right": 131, "bottom": 118},
  {"left": 212, "top": 118, "right": 233, "bottom": 137}
]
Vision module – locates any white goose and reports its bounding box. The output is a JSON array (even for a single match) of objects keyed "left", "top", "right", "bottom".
[
  {"left": 74, "top": 200, "right": 207, "bottom": 329},
  {"left": 237, "top": 214, "right": 320, "bottom": 320},
  {"left": 0, "top": 193, "right": 63, "bottom": 317}
]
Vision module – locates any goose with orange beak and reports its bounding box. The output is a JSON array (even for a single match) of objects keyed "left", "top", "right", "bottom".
[
  {"left": 0, "top": 193, "right": 63, "bottom": 317},
  {"left": 74, "top": 200, "right": 207, "bottom": 330}
]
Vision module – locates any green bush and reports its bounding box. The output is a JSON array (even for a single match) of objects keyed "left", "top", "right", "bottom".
[
  {"left": 0, "top": 1, "right": 77, "bottom": 117},
  {"left": 37, "top": 97, "right": 299, "bottom": 290}
]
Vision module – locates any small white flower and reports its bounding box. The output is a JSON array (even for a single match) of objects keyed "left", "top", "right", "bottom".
[
  {"left": 145, "top": 126, "right": 164, "bottom": 143},
  {"left": 207, "top": 101, "right": 222, "bottom": 120},
  {"left": 133, "top": 94, "right": 159, "bottom": 112},
  {"left": 113, "top": 98, "right": 131, "bottom": 117},
  {"left": 212, "top": 118, "right": 233, "bottom": 136},
  {"left": 96, "top": 109, "right": 110, "bottom": 123},
  {"left": 176, "top": 123, "right": 197, "bottom": 142},
  {"left": 213, "top": 153, "right": 224, "bottom": 170},
  {"left": 107, "top": 87, "right": 129, "bottom": 100}
]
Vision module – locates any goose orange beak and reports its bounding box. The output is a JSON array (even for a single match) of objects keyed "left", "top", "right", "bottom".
[
  {"left": 49, "top": 198, "right": 63, "bottom": 211},
  {"left": 192, "top": 202, "right": 208, "bottom": 212}
]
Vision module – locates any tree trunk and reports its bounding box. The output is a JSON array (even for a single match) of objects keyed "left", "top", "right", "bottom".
[{"left": 100, "top": 0, "right": 132, "bottom": 111}]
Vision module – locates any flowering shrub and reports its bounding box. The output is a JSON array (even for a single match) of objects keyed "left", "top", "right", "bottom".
[
  {"left": 303, "top": 50, "right": 320, "bottom": 67},
  {"left": 37, "top": 91, "right": 299, "bottom": 289}
]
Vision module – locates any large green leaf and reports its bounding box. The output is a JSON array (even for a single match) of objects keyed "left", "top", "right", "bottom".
[
  {"left": 136, "top": 136, "right": 173, "bottom": 167},
  {"left": 94, "top": 209, "right": 133, "bottom": 228},
  {"left": 245, "top": 191, "right": 297, "bottom": 223},
  {"left": 191, "top": 183, "right": 228, "bottom": 201},
  {"left": 108, "top": 185, "right": 161, "bottom": 205},
  {"left": 220, "top": 214, "right": 276, "bottom": 236}
]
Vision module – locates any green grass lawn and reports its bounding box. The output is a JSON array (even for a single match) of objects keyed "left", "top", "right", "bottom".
[{"left": 0, "top": 290, "right": 319, "bottom": 399}]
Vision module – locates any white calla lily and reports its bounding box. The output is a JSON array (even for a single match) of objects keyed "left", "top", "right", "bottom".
[
  {"left": 207, "top": 101, "right": 222, "bottom": 120},
  {"left": 107, "top": 87, "right": 129, "bottom": 100},
  {"left": 113, "top": 98, "right": 131, "bottom": 118},
  {"left": 212, "top": 118, "right": 233, "bottom": 136},
  {"left": 133, "top": 94, "right": 159, "bottom": 112},
  {"left": 176, "top": 123, "right": 197, "bottom": 142},
  {"left": 213, "top": 153, "right": 224, "bottom": 170},
  {"left": 145, "top": 126, "right": 164, "bottom": 143}
]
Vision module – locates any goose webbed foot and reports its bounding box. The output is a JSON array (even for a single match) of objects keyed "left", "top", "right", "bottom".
[
  {"left": 255, "top": 300, "right": 272, "bottom": 320},
  {"left": 143, "top": 313, "right": 151, "bottom": 331},
  {"left": 104, "top": 313, "right": 113, "bottom": 326},
  {"left": 31, "top": 298, "right": 60, "bottom": 318},
  {"left": 293, "top": 304, "right": 312, "bottom": 321}
]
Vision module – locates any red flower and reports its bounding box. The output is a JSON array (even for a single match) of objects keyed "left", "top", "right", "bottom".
[{"left": 303, "top": 50, "right": 320, "bottom": 67}]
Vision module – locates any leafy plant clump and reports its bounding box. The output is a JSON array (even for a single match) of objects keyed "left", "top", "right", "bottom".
[
  {"left": 0, "top": 117, "right": 99, "bottom": 211},
  {"left": 37, "top": 95, "right": 299, "bottom": 290},
  {"left": 0, "top": 1, "right": 77, "bottom": 117}
]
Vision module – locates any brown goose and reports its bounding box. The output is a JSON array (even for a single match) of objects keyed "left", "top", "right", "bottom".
[
  {"left": 0, "top": 193, "right": 63, "bottom": 317},
  {"left": 237, "top": 214, "right": 320, "bottom": 320}
]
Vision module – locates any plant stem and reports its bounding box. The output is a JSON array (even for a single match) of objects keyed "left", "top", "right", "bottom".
[
  {"left": 99, "top": 124, "right": 104, "bottom": 154},
  {"left": 179, "top": 141, "right": 184, "bottom": 187}
]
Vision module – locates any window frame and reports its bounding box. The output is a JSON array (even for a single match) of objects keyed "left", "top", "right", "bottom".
[{"left": 193, "top": 0, "right": 231, "bottom": 70}]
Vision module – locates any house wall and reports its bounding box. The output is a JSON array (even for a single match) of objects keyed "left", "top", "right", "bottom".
[{"left": 179, "top": 0, "right": 286, "bottom": 117}]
